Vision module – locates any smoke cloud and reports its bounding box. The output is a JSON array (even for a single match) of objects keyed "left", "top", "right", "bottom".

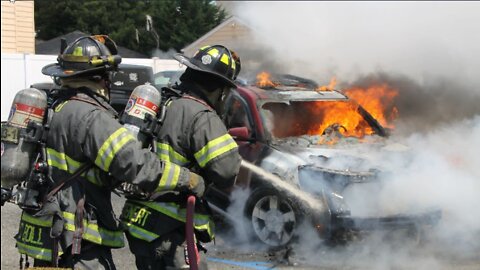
[
  {"left": 228, "top": 2, "right": 480, "bottom": 133},
  {"left": 151, "top": 48, "right": 178, "bottom": 59},
  {"left": 219, "top": 2, "right": 480, "bottom": 268}
]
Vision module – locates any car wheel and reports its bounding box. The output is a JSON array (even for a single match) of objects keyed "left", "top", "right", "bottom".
[{"left": 245, "top": 187, "right": 301, "bottom": 248}]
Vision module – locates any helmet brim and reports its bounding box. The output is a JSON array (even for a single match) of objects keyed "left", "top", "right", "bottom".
[
  {"left": 42, "top": 63, "right": 107, "bottom": 78},
  {"left": 173, "top": 53, "right": 237, "bottom": 88}
]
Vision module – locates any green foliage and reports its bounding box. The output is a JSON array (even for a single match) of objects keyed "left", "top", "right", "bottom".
[{"left": 34, "top": 0, "right": 227, "bottom": 57}]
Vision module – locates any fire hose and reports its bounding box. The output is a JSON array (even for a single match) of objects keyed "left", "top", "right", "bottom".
[{"left": 186, "top": 195, "right": 199, "bottom": 270}]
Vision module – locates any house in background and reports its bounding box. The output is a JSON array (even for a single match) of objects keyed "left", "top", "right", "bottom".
[
  {"left": 36, "top": 30, "right": 149, "bottom": 58},
  {"left": 181, "top": 15, "right": 277, "bottom": 78},
  {"left": 181, "top": 16, "right": 254, "bottom": 57},
  {"left": 1, "top": 0, "right": 35, "bottom": 54}
]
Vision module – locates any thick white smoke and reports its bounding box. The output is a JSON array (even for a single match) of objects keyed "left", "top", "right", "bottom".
[
  {"left": 288, "top": 116, "right": 480, "bottom": 269},
  {"left": 229, "top": 2, "right": 480, "bottom": 133},
  {"left": 220, "top": 2, "right": 480, "bottom": 268},
  {"left": 231, "top": 2, "right": 480, "bottom": 85}
]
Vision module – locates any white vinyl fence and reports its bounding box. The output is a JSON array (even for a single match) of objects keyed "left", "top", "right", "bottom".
[{"left": 1, "top": 53, "right": 184, "bottom": 120}]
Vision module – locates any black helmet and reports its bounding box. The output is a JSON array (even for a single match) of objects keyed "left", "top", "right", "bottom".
[
  {"left": 173, "top": 45, "right": 240, "bottom": 88},
  {"left": 42, "top": 35, "right": 122, "bottom": 78}
]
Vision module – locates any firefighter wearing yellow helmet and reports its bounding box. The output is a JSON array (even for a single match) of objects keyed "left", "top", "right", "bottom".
[
  {"left": 12, "top": 35, "right": 205, "bottom": 269},
  {"left": 121, "top": 45, "right": 242, "bottom": 269}
]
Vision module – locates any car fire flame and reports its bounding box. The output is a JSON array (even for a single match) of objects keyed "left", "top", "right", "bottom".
[
  {"left": 256, "top": 72, "right": 399, "bottom": 143},
  {"left": 344, "top": 84, "right": 399, "bottom": 129},
  {"left": 308, "top": 82, "right": 399, "bottom": 140},
  {"left": 316, "top": 77, "right": 337, "bottom": 91},
  {"left": 256, "top": 71, "right": 278, "bottom": 88}
]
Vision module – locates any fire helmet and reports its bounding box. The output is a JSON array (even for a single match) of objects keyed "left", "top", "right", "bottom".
[
  {"left": 173, "top": 45, "right": 240, "bottom": 88},
  {"left": 42, "top": 35, "right": 122, "bottom": 78}
]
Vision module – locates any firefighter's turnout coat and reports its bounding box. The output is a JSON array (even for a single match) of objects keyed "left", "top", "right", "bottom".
[
  {"left": 15, "top": 88, "right": 193, "bottom": 262},
  {"left": 122, "top": 84, "right": 241, "bottom": 243}
]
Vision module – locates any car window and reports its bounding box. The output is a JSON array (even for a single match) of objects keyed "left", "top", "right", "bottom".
[
  {"left": 154, "top": 76, "right": 171, "bottom": 86},
  {"left": 154, "top": 70, "right": 183, "bottom": 88},
  {"left": 225, "top": 96, "right": 252, "bottom": 131},
  {"left": 111, "top": 68, "right": 152, "bottom": 90},
  {"left": 261, "top": 100, "right": 377, "bottom": 141}
]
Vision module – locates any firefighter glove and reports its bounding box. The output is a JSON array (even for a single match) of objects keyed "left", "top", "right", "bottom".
[{"left": 178, "top": 171, "right": 205, "bottom": 197}]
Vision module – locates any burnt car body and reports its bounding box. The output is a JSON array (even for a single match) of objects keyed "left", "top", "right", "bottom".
[{"left": 205, "top": 74, "right": 441, "bottom": 247}]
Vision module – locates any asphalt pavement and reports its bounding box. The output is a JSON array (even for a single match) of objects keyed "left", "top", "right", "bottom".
[{"left": 3, "top": 196, "right": 480, "bottom": 270}]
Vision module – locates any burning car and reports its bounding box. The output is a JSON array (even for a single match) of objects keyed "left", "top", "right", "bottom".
[{"left": 204, "top": 73, "right": 441, "bottom": 248}]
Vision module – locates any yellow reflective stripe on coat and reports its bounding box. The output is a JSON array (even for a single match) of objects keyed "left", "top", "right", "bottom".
[
  {"left": 17, "top": 212, "right": 56, "bottom": 261},
  {"left": 46, "top": 148, "right": 102, "bottom": 186},
  {"left": 17, "top": 242, "right": 52, "bottom": 261},
  {"left": 123, "top": 222, "right": 159, "bottom": 242},
  {"left": 156, "top": 142, "right": 190, "bottom": 166},
  {"left": 135, "top": 200, "right": 213, "bottom": 237},
  {"left": 194, "top": 134, "right": 238, "bottom": 168},
  {"left": 63, "top": 212, "right": 124, "bottom": 248},
  {"left": 95, "top": 127, "right": 135, "bottom": 171},
  {"left": 54, "top": 100, "right": 68, "bottom": 112},
  {"left": 21, "top": 212, "right": 53, "bottom": 227},
  {"left": 155, "top": 161, "right": 181, "bottom": 192}
]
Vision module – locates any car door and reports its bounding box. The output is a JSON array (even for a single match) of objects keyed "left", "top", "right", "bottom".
[{"left": 223, "top": 92, "right": 268, "bottom": 189}]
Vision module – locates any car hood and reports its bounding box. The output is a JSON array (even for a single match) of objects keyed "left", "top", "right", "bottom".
[{"left": 259, "top": 136, "right": 409, "bottom": 184}]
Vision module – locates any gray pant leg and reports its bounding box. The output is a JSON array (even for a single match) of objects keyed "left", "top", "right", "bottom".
[
  {"left": 127, "top": 229, "right": 208, "bottom": 270},
  {"left": 59, "top": 243, "right": 116, "bottom": 270}
]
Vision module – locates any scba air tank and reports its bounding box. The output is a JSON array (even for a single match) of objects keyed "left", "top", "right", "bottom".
[
  {"left": 1, "top": 88, "right": 47, "bottom": 189},
  {"left": 122, "top": 84, "right": 161, "bottom": 145}
]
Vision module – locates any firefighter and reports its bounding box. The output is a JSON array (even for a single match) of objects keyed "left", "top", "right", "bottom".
[
  {"left": 121, "top": 45, "right": 242, "bottom": 269},
  {"left": 13, "top": 35, "right": 205, "bottom": 269}
]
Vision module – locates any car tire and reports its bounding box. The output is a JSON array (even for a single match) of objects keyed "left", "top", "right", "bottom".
[{"left": 244, "top": 186, "right": 303, "bottom": 248}]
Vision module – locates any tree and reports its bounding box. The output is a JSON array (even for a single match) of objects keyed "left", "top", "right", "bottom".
[{"left": 34, "top": 0, "right": 227, "bottom": 57}]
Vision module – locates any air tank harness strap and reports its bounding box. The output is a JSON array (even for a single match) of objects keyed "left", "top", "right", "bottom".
[
  {"left": 119, "top": 112, "right": 161, "bottom": 137},
  {"left": 43, "top": 163, "right": 92, "bottom": 256},
  {"left": 181, "top": 95, "right": 214, "bottom": 111},
  {"left": 72, "top": 188, "right": 86, "bottom": 255}
]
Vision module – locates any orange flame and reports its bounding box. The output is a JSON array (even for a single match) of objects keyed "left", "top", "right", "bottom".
[
  {"left": 316, "top": 77, "right": 337, "bottom": 91},
  {"left": 344, "top": 84, "right": 399, "bottom": 129},
  {"left": 256, "top": 71, "right": 278, "bottom": 88},
  {"left": 307, "top": 101, "right": 374, "bottom": 139},
  {"left": 259, "top": 75, "right": 399, "bottom": 144},
  {"left": 283, "top": 83, "right": 398, "bottom": 142}
]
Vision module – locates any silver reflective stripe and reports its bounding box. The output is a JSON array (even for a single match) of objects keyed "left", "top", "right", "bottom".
[
  {"left": 99, "top": 131, "right": 130, "bottom": 167},
  {"left": 194, "top": 134, "right": 237, "bottom": 167},
  {"left": 95, "top": 127, "right": 135, "bottom": 171},
  {"left": 63, "top": 212, "right": 124, "bottom": 248},
  {"left": 136, "top": 200, "right": 210, "bottom": 227},
  {"left": 47, "top": 148, "right": 102, "bottom": 186},
  {"left": 124, "top": 222, "right": 159, "bottom": 242},
  {"left": 17, "top": 242, "right": 52, "bottom": 261},
  {"left": 84, "top": 167, "right": 102, "bottom": 186},
  {"left": 155, "top": 161, "right": 180, "bottom": 192},
  {"left": 47, "top": 150, "right": 68, "bottom": 171},
  {"left": 156, "top": 142, "right": 190, "bottom": 166}
]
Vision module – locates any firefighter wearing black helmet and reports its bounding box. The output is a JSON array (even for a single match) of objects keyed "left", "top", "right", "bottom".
[
  {"left": 121, "top": 45, "right": 242, "bottom": 269},
  {"left": 14, "top": 35, "right": 205, "bottom": 270}
]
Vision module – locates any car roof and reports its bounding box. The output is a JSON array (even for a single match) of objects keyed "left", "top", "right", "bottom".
[
  {"left": 236, "top": 84, "right": 349, "bottom": 102},
  {"left": 235, "top": 73, "right": 349, "bottom": 102}
]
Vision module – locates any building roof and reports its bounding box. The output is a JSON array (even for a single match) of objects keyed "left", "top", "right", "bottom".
[
  {"left": 35, "top": 30, "right": 148, "bottom": 58},
  {"left": 181, "top": 16, "right": 252, "bottom": 55}
]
